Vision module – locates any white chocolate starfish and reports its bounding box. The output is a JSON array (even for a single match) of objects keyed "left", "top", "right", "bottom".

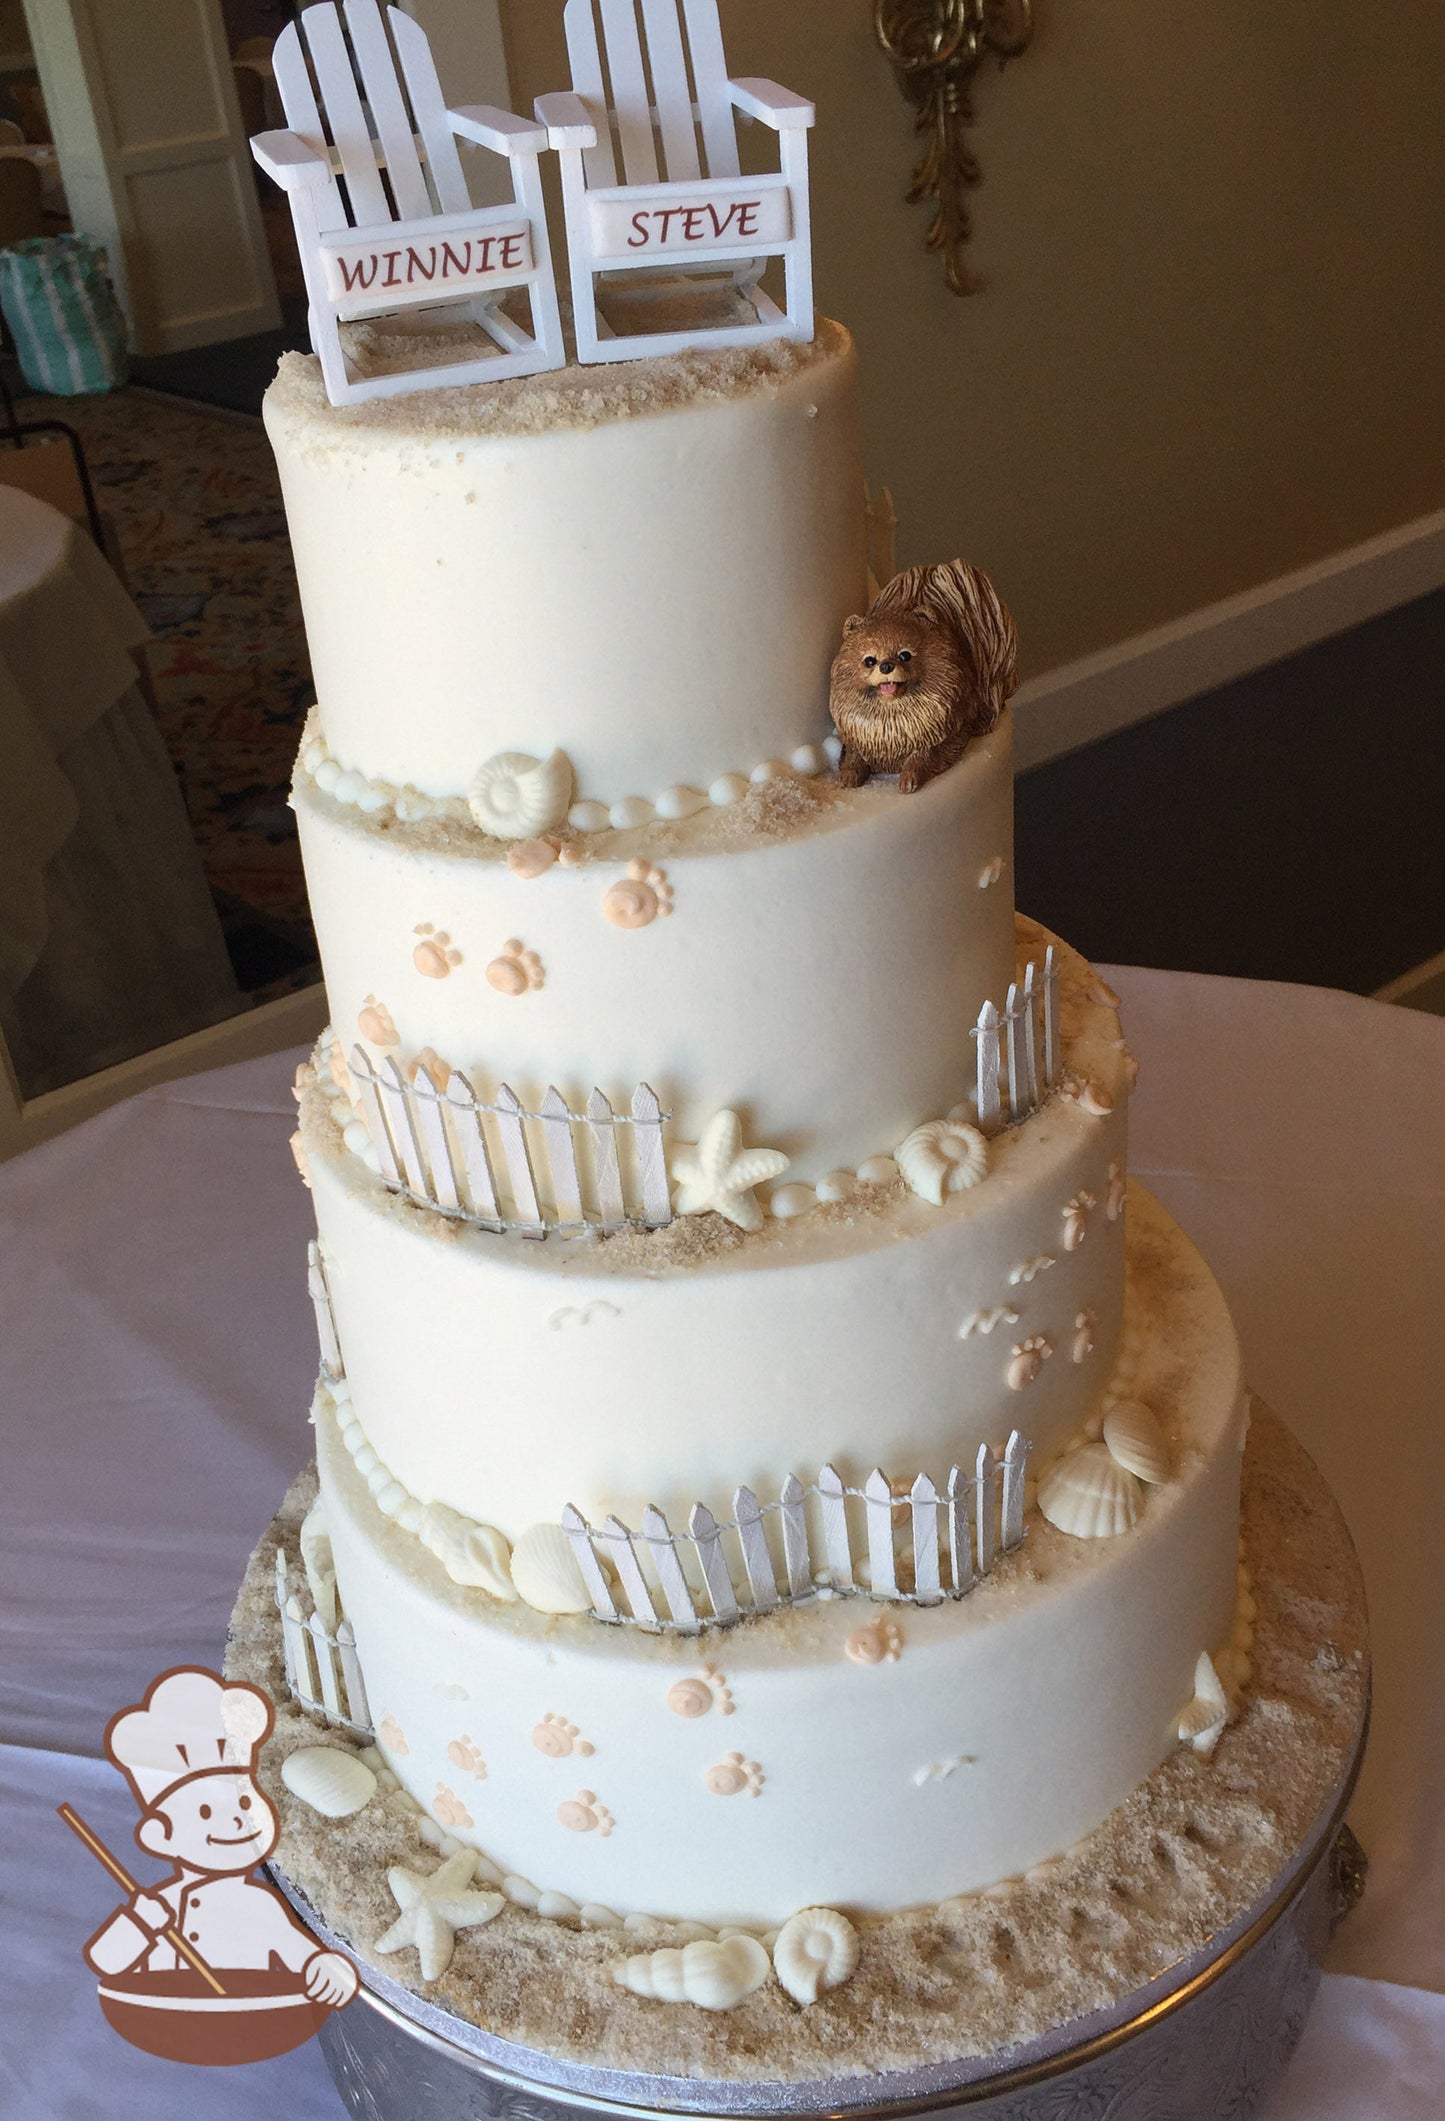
[
  {"left": 669, "top": 1110, "right": 790, "bottom": 1233},
  {"left": 374, "top": 1849, "right": 504, "bottom": 1980}
]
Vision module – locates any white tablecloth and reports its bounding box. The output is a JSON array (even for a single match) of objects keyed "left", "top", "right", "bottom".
[{"left": 1, "top": 967, "right": 1441, "bottom": 2116}]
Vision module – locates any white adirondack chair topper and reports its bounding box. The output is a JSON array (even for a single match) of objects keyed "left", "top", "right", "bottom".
[
  {"left": 251, "top": 0, "right": 563, "bottom": 405},
  {"left": 537, "top": 0, "right": 815, "bottom": 364}
]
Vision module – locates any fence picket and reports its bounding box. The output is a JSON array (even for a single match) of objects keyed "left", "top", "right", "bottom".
[
  {"left": 817, "top": 1463, "right": 853, "bottom": 1588},
  {"left": 975, "top": 1443, "right": 998, "bottom": 1576},
  {"left": 351, "top": 1046, "right": 401, "bottom": 1184},
  {"left": 379, "top": 1056, "right": 430, "bottom": 1195},
  {"left": 335, "top": 1619, "right": 371, "bottom": 1731},
  {"left": 688, "top": 1501, "right": 738, "bottom": 1623},
  {"left": 494, "top": 1083, "right": 542, "bottom": 1231},
  {"left": 586, "top": 1088, "right": 625, "bottom": 1229},
  {"left": 910, "top": 1472, "right": 941, "bottom": 1602},
  {"left": 947, "top": 1463, "right": 974, "bottom": 1591},
  {"left": 734, "top": 1486, "right": 778, "bottom": 1611},
  {"left": 1043, "top": 945, "right": 1059, "bottom": 1089},
  {"left": 306, "top": 1240, "right": 343, "bottom": 1376},
  {"left": 1002, "top": 1430, "right": 1028, "bottom": 1550},
  {"left": 447, "top": 1072, "right": 502, "bottom": 1225},
  {"left": 779, "top": 1474, "right": 811, "bottom": 1598},
  {"left": 563, "top": 1502, "right": 617, "bottom": 1620},
  {"left": 642, "top": 1504, "right": 698, "bottom": 1626},
  {"left": 974, "top": 1001, "right": 1001, "bottom": 1133},
  {"left": 864, "top": 1469, "right": 896, "bottom": 1596},
  {"left": 605, "top": 1514, "right": 659, "bottom": 1626},
  {"left": 1020, "top": 961, "right": 1040, "bottom": 1111},
  {"left": 276, "top": 1553, "right": 300, "bottom": 1698},
  {"left": 539, "top": 1086, "right": 582, "bottom": 1226},
  {"left": 411, "top": 1065, "right": 460, "bottom": 1213},
  {"left": 307, "top": 1613, "right": 342, "bottom": 1719},
  {"left": 632, "top": 1083, "right": 672, "bottom": 1225},
  {"left": 1004, "top": 983, "right": 1023, "bottom": 1123}
]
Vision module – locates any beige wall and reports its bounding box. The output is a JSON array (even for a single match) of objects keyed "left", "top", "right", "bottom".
[{"left": 500, "top": 2, "right": 1445, "bottom": 677}]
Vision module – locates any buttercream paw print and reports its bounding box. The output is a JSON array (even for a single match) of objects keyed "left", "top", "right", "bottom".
[
  {"left": 703, "top": 1752, "right": 764, "bottom": 1797},
  {"left": 603, "top": 860, "right": 673, "bottom": 929},
  {"left": 413, "top": 924, "right": 462, "bottom": 979},
  {"left": 433, "top": 1782, "right": 474, "bottom": 1829},
  {"left": 1061, "top": 1190, "right": 1097, "bottom": 1251},
  {"left": 486, "top": 939, "right": 544, "bottom": 996},
  {"left": 378, "top": 1711, "right": 409, "bottom": 1754},
  {"left": 1007, "top": 1334, "right": 1053, "bottom": 1390},
  {"left": 557, "top": 1789, "right": 614, "bottom": 1836},
  {"left": 532, "top": 1713, "right": 594, "bottom": 1759},
  {"left": 357, "top": 996, "right": 399, "bottom": 1048},
  {"left": 446, "top": 1734, "right": 487, "bottom": 1779},
  {"left": 666, "top": 1667, "right": 734, "bottom": 1718},
  {"left": 405, "top": 1046, "right": 452, "bottom": 1089},
  {"left": 845, "top": 1616, "right": 902, "bottom": 1666}
]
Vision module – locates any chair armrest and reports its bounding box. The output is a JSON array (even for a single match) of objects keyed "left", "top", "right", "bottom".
[
  {"left": 250, "top": 129, "right": 334, "bottom": 189},
  {"left": 535, "top": 91, "right": 600, "bottom": 150},
  {"left": 449, "top": 104, "right": 548, "bottom": 157},
  {"left": 728, "top": 77, "right": 815, "bottom": 130}
]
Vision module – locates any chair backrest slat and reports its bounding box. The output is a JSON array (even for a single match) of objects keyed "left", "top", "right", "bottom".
[
  {"left": 387, "top": 7, "right": 471, "bottom": 215},
  {"left": 680, "top": 0, "right": 738, "bottom": 176},
  {"left": 598, "top": 0, "right": 659, "bottom": 186},
  {"left": 639, "top": 0, "right": 701, "bottom": 182},
  {"left": 300, "top": 3, "right": 390, "bottom": 225},
  {"left": 564, "top": 0, "right": 620, "bottom": 187},
  {"left": 344, "top": 0, "right": 432, "bottom": 220},
  {"left": 272, "top": 17, "right": 349, "bottom": 232}
]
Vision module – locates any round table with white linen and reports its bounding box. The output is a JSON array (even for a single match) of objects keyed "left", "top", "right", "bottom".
[
  {"left": 0, "top": 967, "right": 1441, "bottom": 2118},
  {"left": 0, "top": 485, "right": 238, "bottom": 1100}
]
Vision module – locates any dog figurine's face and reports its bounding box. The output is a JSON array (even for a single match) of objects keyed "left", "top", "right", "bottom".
[{"left": 835, "top": 609, "right": 937, "bottom": 702}]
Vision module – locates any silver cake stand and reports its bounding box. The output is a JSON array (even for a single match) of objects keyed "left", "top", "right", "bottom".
[{"left": 271, "top": 1694, "right": 1367, "bottom": 2121}]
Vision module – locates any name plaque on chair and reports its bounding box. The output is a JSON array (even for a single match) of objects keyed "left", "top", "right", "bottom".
[
  {"left": 587, "top": 184, "right": 791, "bottom": 263},
  {"left": 322, "top": 217, "right": 534, "bottom": 306}
]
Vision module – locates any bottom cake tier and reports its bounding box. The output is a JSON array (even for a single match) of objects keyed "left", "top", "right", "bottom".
[
  {"left": 297, "top": 1188, "right": 1242, "bottom": 1923},
  {"left": 226, "top": 1399, "right": 1367, "bottom": 2085}
]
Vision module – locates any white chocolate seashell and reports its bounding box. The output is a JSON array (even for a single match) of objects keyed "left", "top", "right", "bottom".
[
  {"left": 614, "top": 1935, "right": 769, "bottom": 2011},
  {"left": 655, "top": 784, "right": 708, "bottom": 820},
  {"left": 1038, "top": 1443, "right": 1142, "bottom": 1539},
  {"left": 769, "top": 1183, "right": 816, "bottom": 1219},
  {"left": 815, "top": 1168, "right": 856, "bottom": 1204},
  {"left": 791, "top": 743, "right": 828, "bottom": 776},
  {"left": 417, "top": 1504, "right": 517, "bottom": 1599},
  {"left": 750, "top": 758, "right": 792, "bottom": 784},
  {"left": 855, "top": 1155, "right": 898, "bottom": 1185},
  {"left": 281, "top": 1745, "right": 377, "bottom": 1819},
  {"left": 510, "top": 1522, "right": 592, "bottom": 1614},
  {"left": 896, "top": 1119, "right": 988, "bottom": 1206},
  {"left": 610, "top": 795, "right": 654, "bottom": 830},
  {"left": 1177, "top": 1651, "right": 1230, "bottom": 1756},
  {"left": 537, "top": 1890, "right": 580, "bottom": 1921},
  {"left": 469, "top": 749, "right": 573, "bottom": 839},
  {"left": 569, "top": 799, "right": 611, "bottom": 833},
  {"left": 773, "top": 1907, "right": 860, "bottom": 2006},
  {"left": 581, "top": 1903, "right": 622, "bottom": 1928},
  {"left": 299, "top": 1494, "right": 337, "bottom": 1633},
  {"left": 503, "top": 1874, "right": 540, "bottom": 1908},
  {"left": 708, "top": 772, "right": 750, "bottom": 806},
  {"left": 1102, "top": 1400, "right": 1171, "bottom": 1485}
]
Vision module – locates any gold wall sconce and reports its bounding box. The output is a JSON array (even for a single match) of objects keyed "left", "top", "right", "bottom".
[{"left": 875, "top": 0, "right": 1034, "bottom": 295}]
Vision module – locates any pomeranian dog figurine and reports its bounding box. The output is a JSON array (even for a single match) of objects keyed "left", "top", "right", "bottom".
[{"left": 828, "top": 559, "right": 1018, "bottom": 791}]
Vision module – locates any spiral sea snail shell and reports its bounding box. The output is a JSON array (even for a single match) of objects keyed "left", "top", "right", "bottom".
[{"left": 468, "top": 749, "right": 573, "bottom": 840}]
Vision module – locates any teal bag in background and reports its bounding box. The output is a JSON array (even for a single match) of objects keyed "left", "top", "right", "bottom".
[{"left": 0, "top": 234, "right": 129, "bottom": 395}]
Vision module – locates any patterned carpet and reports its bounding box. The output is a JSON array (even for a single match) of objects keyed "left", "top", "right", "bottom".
[{"left": 22, "top": 384, "right": 317, "bottom": 990}]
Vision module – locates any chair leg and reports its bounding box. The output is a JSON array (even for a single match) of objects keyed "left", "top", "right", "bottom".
[{"left": 310, "top": 305, "right": 355, "bottom": 406}]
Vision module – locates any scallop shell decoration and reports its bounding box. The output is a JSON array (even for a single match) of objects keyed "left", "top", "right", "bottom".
[
  {"left": 281, "top": 1745, "right": 377, "bottom": 1820},
  {"left": 509, "top": 1522, "right": 592, "bottom": 1614},
  {"left": 896, "top": 1118, "right": 989, "bottom": 1207},
  {"left": 1038, "top": 1442, "right": 1141, "bottom": 1540},
  {"left": 773, "top": 1907, "right": 860, "bottom": 2006},
  {"left": 1102, "top": 1400, "right": 1171, "bottom": 1485},
  {"left": 468, "top": 750, "right": 573, "bottom": 840},
  {"left": 614, "top": 1935, "right": 770, "bottom": 2012},
  {"left": 1177, "top": 1651, "right": 1230, "bottom": 1757}
]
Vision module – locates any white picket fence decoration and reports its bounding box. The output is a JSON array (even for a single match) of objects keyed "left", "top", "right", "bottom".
[
  {"left": 275, "top": 1550, "right": 373, "bottom": 1736},
  {"left": 972, "top": 948, "right": 1060, "bottom": 1134},
  {"left": 561, "top": 1432, "right": 1029, "bottom": 1633},
  {"left": 349, "top": 1047, "right": 672, "bottom": 1236},
  {"left": 306, "top": 1241, "right": 343, "bottom": 1378}
]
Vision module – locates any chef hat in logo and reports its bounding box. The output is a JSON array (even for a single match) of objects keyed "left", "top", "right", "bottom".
[{"left": 105, "top": 1667, "right": 274, "bottom": 1811}]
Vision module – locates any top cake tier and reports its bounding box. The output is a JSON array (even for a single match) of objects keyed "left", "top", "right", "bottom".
[{"left": 263, "top": 321, "right": 865, "bottom": 805}]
